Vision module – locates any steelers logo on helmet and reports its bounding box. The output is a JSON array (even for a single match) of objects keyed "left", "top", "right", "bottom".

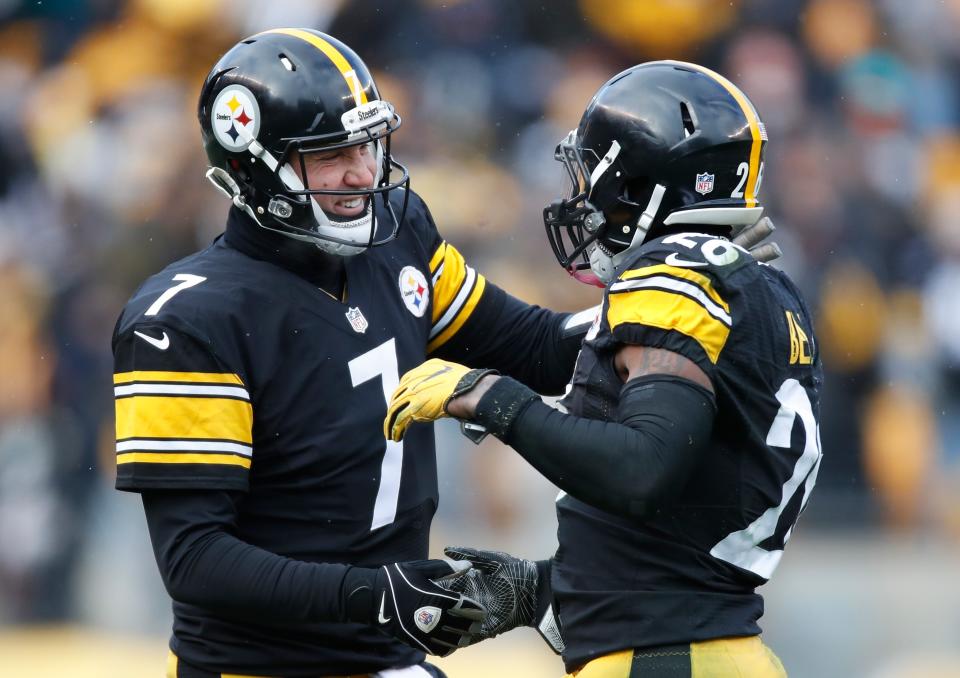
[{"left": 211, "top": 84, "right": 261, "bottom": 152}]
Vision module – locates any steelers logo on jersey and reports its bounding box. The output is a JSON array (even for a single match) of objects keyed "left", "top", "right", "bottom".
[
  {"left": 211, "top": 84, "right": 261, "bottom": 152},
  {"left": 398, "top": 266, "right": 429, "bottom": 317}
]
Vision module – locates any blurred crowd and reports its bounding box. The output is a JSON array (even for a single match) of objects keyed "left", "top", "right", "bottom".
[{"left": 0, "top": 0, "right": 959, "bottom": 633}]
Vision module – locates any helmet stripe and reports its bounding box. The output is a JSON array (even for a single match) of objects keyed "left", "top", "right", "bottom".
[
  {"left": 260, "top": 28, "right": 369, "bottom": 107},
  {"left": 659, "top": 60, "right": 764, "bottom": 208}
]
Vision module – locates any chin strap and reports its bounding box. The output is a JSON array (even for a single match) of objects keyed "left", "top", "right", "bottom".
[
  {"left": 205, "top": 167, "right": 264, "bottom": 226},
  {"left": 587, "top": 183, "right": 666, "bottom": 285}
]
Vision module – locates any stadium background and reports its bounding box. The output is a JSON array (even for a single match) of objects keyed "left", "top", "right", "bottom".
[{"left": 0, "top": 0, "right": 959, "bottom": 675}]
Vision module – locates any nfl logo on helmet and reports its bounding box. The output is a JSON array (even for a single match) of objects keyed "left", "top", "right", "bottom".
[{"left": 695, "top": 172, "right": 715, "bottom": 195}]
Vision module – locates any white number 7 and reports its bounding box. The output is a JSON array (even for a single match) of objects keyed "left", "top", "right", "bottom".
[
  {"left": 145, "top": 273, "right": 207, "bottom": 317},
  {"left": 349, "top": 338, "right": 404, "bottom": 531}
]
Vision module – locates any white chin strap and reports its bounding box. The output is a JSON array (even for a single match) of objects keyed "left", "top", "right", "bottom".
[
  {"left": 247, "top": 139, "right": 377, "bottom": 257},
  {"left": 589, "top": 183, "right": 667, "bottom": 285}
]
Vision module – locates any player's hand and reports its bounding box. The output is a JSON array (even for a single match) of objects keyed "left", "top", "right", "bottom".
[
  {"left": 439, "top": 546, "right": 564, "bottom": 654},
  {"left": 732, "top": 216, "right": 783, "bottom": 263},
  {"left": 385, "top": 359, "right": 497, "bottom": 441},
  {"left": 343, "top": 559, "right": 486, "bottom": 656}
]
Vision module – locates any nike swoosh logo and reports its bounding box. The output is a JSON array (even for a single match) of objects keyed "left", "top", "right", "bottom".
[
  {"left": 377, "top": 592, "right": 392, "bottom": 624},
  {"left": 665, "top": 252, "right": 708, "bottom": 268},
  {"left": 134, "top": 330, "right": 170, "bottom": 350}
]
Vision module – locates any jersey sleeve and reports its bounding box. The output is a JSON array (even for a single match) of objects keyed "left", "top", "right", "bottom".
[
  {"left": 605, "top": 259, "right": 733, "bottom": 381},
  {"left": 426, "top": 238, "right": 488, "bottom": 354},
  {"left": 113, "top": 322, "right": 252, "bottom": 492}
]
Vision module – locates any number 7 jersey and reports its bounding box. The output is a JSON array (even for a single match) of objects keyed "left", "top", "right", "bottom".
[
  {"left": 110, "top": 192, "right": 581, "bottom": 674},
  {"left": 553, "top": 231, "right": 824, "bottom": 669}
]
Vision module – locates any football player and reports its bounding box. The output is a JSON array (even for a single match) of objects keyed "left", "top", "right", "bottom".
[
  {"left": 113, "top": 28, "right": 597, "bottom": 677},
  {"left": 386, "top": 61, "right": 822, "bottom": 677}
]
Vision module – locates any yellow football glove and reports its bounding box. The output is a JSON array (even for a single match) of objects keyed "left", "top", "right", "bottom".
[{"left": 385, "top": 359, "right": 497, "bottom": 442}]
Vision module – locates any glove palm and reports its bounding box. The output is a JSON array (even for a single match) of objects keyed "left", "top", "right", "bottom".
[{"left": 439, "top": 546, "right": 564, "bottom": 654}]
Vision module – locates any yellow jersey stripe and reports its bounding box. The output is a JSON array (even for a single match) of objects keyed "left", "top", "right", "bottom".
[
  {"left": 661, "top": 60, "right": 763, "bottom": 207},
  {"left": 114, "top": 371, "right": 243, "bottom": 386},
  {"left": 115, "top": 395, "right": 253, "bottom": 443},
  {"left": 430, "top": 242, "right": 469, "bottom": 324},
  {"left": 608, "top": 288, "right": 731, "bottom": 363},
  {"left": 429, "top": 241, "right": 447, "bottom": 275},
  {"left": 117, "top": 452, "right": 252, "bottom": 469},
  {"left": 619, "top": 264, "right": 729, "bottom": 312},
  {"left": 261, "top": 29, "right": 368, "bottom": 106},
  {"left": 428, "top": 275, "right": 486, "bottom": 354}
]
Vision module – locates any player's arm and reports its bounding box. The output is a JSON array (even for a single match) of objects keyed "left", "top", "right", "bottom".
[
  {"left": 426, "top": 239, "right": 591, "bottom": 395},
  {"left": 386, "top": 347, "right": 715, "bottom": 520},
  {"left": 463, "top": 347, "right": 714, "bottom": 519},
  {"left": 142, "top": 488, "right": 346, "bottom": 621},
  {"left": 414, "top": 193, "right": 590, "bottom": 394},
  {"left": 141, "top": 488, "right": 482, "bottom": 655}
]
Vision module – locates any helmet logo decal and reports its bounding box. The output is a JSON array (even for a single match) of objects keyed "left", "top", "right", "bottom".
[
  {"left": 398, "top": 266, "right": 430, "bottom": 318},
  {"left": 695, "top": 172, "right": 715, "bottom": 195},
  {"left": 211, "top": 84, "right": 261, "bottom": 152}
]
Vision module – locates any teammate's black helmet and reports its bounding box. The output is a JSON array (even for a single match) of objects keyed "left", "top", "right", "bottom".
[
  {"left": 198, "top": 28, "right": 409, "bottom": 256},
  {"left": 544, "top": 60, "right": 767, "bottom": 285}
]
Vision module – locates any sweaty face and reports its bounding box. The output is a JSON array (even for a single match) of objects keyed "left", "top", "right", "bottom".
[{"left": 290, "top": 143, "right": 377, "bottom": 219}]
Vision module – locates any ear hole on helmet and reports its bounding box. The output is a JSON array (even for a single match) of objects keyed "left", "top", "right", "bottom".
[
  {"left": 228, "top": 158, "right": 251, "bottom": 183},
  {"left": 680, "top": 101, "right": 696, "bottom": 138},
  {"left": 623, "top": 177, "right": 650, "bottom": 206}
]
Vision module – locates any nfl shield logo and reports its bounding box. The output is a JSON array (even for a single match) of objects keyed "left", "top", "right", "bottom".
[
  {"left": 345, "top": 307, "right": 368, "bottom": 334},
  {"left": 414, "top": 605, "right": 441, "bottom": 633},
  {"left": 695, "top": 172, "right": 715, "bottom": 195}
]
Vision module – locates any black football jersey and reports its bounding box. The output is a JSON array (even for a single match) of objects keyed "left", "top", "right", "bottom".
[
  {"left": 112, "top": 191, "right": 573, "bottom": 675},
  {"left": 553, "top": 231, "right": 824, "bottom": 671}
]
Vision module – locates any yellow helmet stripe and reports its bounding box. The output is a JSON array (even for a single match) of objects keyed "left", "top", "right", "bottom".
[
  {"left": 659, "top": 60, "right": 763, "bottom": 208},
  {"left": 260, "top": 28, "right": 368, "bottom": 106}
]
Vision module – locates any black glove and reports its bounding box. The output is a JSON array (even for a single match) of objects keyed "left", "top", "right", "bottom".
[
  {"left": 342, "top": 559, "right": 486, "bottom": 656},
  {"left": 440, "top": 546, "right": 564, "bottom": 654}
]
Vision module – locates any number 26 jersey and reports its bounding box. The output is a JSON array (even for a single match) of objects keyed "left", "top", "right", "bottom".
[{"left": 553, "top": 232, "right": 824, "bottom": 669}]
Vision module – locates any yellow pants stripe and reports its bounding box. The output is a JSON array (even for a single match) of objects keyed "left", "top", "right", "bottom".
[
  {"left": 167, "top": 650, "right": 377, "bottom": 677},
  {"left": 566, "top": 636, "right": 786, "bottom": 677}
]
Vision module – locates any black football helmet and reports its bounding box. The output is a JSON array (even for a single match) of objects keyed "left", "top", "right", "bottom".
[
  {"left": 544, "top": 60, "right": 768, "bottom": 285},
  {"left": 198, "top": 28, "right": 409, "bottom": 256}
]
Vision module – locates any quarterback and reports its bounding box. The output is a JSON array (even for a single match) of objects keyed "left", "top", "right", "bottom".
[
  {"left": 387, "top": 61, "right": 822, "bottom": 677},
  {"left": 112, "top": 28, "right": 598, "bottom": 677}
]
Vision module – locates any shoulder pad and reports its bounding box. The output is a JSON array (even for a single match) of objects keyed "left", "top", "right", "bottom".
[{"left": 619, "top": 232, "right": 752, "bottom": 282}]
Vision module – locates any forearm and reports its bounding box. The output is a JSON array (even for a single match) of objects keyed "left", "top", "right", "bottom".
[
  {"left": 469, "top": 375, "right": 716, "bottom": 519},
  {"left": 433, "top": 284, "right": 591, "bottom": 395},
  {"left": 142, "top": 490, "right": 350, "bottom": 623}
]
